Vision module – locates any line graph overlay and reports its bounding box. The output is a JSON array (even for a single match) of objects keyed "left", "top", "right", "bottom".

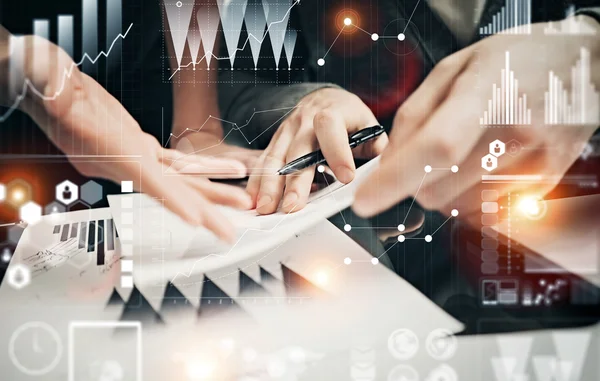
[
  {"left": 162, "top": 105, "right": 298, "bottom": 173},
  {"left": 0, "top": 23, "right": 134, "bottom": 123}
]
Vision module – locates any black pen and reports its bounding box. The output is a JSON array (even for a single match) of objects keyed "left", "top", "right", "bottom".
[{"left": 277, "top": 125, "right": 385, "bottom": 175}]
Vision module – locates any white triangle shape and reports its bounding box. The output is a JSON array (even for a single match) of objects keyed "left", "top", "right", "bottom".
[
  {"left": 187, "top": 17, "right": 202, "bottom": 66},
  {"left": 264, "top": 0, "right": 291, "bottom": 68},
  {"left": 283, "top": 28, "right": 297, "bottom": 67},
  {"left": 164, "top": 0, "right": 196, "bottom": 68},
  {"left": 244, "top": 0, "right": 268, "bottom": 67},
  {"left": 532, "top": 356, "right": 558, "bottom": 381},
  {"left": 552, "top": 331, "right": 592, "bottom": 381},
  {"left": 217, "top": 0, "right": 249, "bottom": 67},
  {"left": 197, "top": 5, "right": 221, "bottom": 67}
]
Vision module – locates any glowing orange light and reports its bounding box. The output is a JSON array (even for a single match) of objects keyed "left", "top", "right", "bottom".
[
  {"left": 335, "top": 9, "right": 361, "bottom": 34},
  {"left": 314, "top": 270, "right": 329, "bottom": 286},
  {"left": 517, "top": 195, "right": 547, "bottom": 220},
  {"left": 11, "top": 189, "right": 24, "bottom": 202}
]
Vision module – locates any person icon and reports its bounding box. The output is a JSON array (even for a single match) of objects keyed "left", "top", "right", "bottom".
[
  {"left": 486, "top": 158, "right": 493, "bottom": 167},
  {"left": 63, "top": 185, "right": 72, "bottom": 200},
  {"left": 494, "top": 144, "right": 501, "bottom": 154},
  {"left": 14, "top": 268, "right": 24, "bottom": 283},
  {"left": 510, "top": 143, "right": 518, "bottom": 154}
]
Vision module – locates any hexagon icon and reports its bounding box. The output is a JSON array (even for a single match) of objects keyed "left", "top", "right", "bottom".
[
  {"left": 56, "top": 180, "right": 79, "bottom": 206},
  {"left": 44, "top": 201, "right": 67, "bottom": 224},
  {"left": 20, "top": 201, "right": 42, "bottom": 224},
  {"left": 489, "top": 140, "right": 505, "bottom": 157},
  {"left": 7, "top": 264, "right": 31, "bottom": 290},
  {"left": 481, "top": 154, "right": 498, "bottom": 172},
  {"left": 8, "top": 225, "right": 25, "bottom": 244},
  {"left": 0, "top": 183, "right": 5, "bottom": 202},
  {"left": 0, "top": 247, "right": 12, "bottom": 263},
  {"left": 1, "top": 248, "right": 12, "bottom": 263},
  {"left": 506, "top": 139, "right": 523, "bottom": 157},
  {"left": 80, "top": 180, "right": 103, "bottom": 205},
  {"left": 6, "top": 179, "right": 32, "bottom": 208}
]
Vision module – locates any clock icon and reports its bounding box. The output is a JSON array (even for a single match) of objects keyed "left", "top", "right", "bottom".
[{"left": 9, "top": 321, "right": 63, "bottom": 376}]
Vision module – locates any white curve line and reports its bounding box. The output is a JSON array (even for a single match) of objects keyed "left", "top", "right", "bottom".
[
  {"left": 0, "top": 23, "right": 134, "bottom": 123},
  {"left": 402, "top": 172, "right": 427, "bottom": 225},
  {"left": 377, "top": 241, "right": 398, "bottom": 259},
  {"left": 168, "top": 0, "right": 301, "bottom": 80},
  {"left": 430, "top": 215, "right": 452, "bottom": 236},
  {"left": 320, "top": 171, "right": 347, "bottom": 225},
  {"left": 170, "top": 204, "right": 298, "bottom": 282},
  {"left": 322, "top": 26, "right": 345, "bottom": 59},
  {"left": 165, "top": 105, "right": 298, "bottom": 146},
  {"left": 174, "top": 238, "right": 290, "bottom": 287},
  {"left": 402, "top": 0, "right": 422, "bottom": 34},
  {"left": 164, "top": 105, "right": 298, "bottom": 172}
]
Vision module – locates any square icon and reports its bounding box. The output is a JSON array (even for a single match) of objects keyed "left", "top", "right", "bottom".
[{"left": 121, "top": 181, "right": 134, "bottom": 193}]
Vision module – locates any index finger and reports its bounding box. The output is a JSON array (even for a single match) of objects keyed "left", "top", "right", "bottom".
[{"left": 313, "top": 109, "right": 357, "bottom": 183}]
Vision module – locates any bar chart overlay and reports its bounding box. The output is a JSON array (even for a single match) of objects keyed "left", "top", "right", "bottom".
[
  {"left": 479, "top": 0, "right": 532, "bottom": 36},
  {"left": 545, "top": 48, "right": 600, "bottom": 125},
  {"left": 480, "top": 52, "right": 532, "bottom": 126},
  {"left": 544, "top": 6, "right": 597, "bottom": 35}
]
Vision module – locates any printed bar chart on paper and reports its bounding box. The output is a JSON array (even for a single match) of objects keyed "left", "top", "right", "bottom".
[
  {"left": 481, "top": 52, "right": 532, "bottom": 126},
  {"left": 545, "top": 48, "right": 600, "bottom": 125},
  {"left": 479, "top": 0, "right": 532, "bottom": 36},
  {"left": 544, "top": 5, "right": 597, "bottom": 35}
]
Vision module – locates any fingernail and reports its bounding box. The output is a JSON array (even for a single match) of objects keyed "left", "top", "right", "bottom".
[
  {"left": 282, "top": 192, "right": 298, "bottom": 208},
  {"left": 335, "top": 166, "right": 355, "bottom": 184},
  {"left": 257, "top": 195, "right": 273, "bottom": 209}
]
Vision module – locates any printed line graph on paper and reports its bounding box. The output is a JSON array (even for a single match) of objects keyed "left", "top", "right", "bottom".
[{"left": 0, "top": 23, "right": 134, "bottom": 123}]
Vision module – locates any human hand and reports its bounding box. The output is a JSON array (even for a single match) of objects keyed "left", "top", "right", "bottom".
[
  {"left": 246, "top": 88, "right": 388, "bottom": 214},
  {"left": 354, "top": 18, "right": 600, "bottom": 219},
  {"left": 18, "top": 36, "right": 251, "bottom": 242}
]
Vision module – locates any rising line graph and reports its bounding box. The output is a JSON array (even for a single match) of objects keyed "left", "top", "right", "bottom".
[{"left": 0, "top": 23, "right": 134, "bottom": 123}]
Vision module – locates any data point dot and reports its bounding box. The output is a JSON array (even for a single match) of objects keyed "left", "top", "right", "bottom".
[
  {"left": 424, "top": 165, "right": 432, "bottom": 173},
  {"left": 344, "top": 18, "right": 352, "bottom": 26},
  {"left": 398, "top": 33, "right": 406, "bottom": 41},
  {"left": 371, "top": 33, "right": 379, "bottom": 41},
  {"left": 397, "top": 224, "right": 405, "bottom": 232},
  {"left": 317, "top": 58, "right": 325, "bottom": 66},
  {"left": 317, "top": 165, "right": 325, "bottom": 173},
  {"left": 451, "top": 209, "right": 459, "bottom": 217},
  {"left": 371, "top": 257, "right": 379, "bottom": 265},
  {"left": 344, "top": 224, "right": 351, "bottom": 232},
  {"left": 397, "top": 235, "right": 405, "bottom": 242},
  {"left": 451, "top": 165, "right": 459, "bottom": 173},
  {"left": 176, "top": 1, "right": 182, "bottom": 7},
  {"left": 425, "top": 235, "right": 432, "bottom": 243},
  {"left": 344, "top": 257, "right": 352, "bottom": 265}
]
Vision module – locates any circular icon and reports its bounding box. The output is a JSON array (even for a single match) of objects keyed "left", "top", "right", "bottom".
[
  {"left": 425, "top": 329, "right": 457, "bottom": 360},
  {"left": 388, "top": 328, "right": 419, "bottom": 360},
  {"left": 388, "top": 364, "right": 419, "bottom": 381},
  {"left": 9, "top": 321, "right": 63, "bottom": 376},
  {"left": 425, "top": 364, "right": 458, "bottom": 381}
]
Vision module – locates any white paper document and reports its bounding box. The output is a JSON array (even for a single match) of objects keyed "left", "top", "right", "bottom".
[{"left": 107, "top": 158, "right": 380, "bottom": 282}]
